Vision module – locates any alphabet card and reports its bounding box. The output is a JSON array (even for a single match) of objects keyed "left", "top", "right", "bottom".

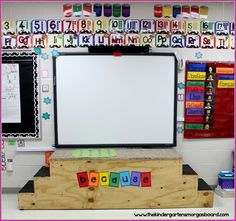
[
  {"left": 78, "top": 19, "right": 92, "bottom": 33},
  {"left": 63, "top": 19, "right": 78, "bottom": 34},
  {"left": 31, "top": 20, "right": 47, "bottom": 34},
  {"left": 78, "top": 33, "right": 93, "bottom": 47},
  {"left": 2, "top": 35, "right": 16, "bottom": 49},
  {"left": 215, "top": 35, "right": 229, "bottom": 49},
  {"left": 94, "top": 19, "right": 108, "bottom": 33},
  {"left": 100, "top": 172, "right": 109, "bottom": 186},
  {"left": 94, "top": 33, "right": 109, "bottom": 46},
  {"left": 186, "top": 21, "right": 200, "bottom": 34},
  {"left": 109, "top": 34, "right": 125, "bottom": 46},
  {"left": 47, "top": 34, "right": 63, "bottom": 48},
  {"left": 140, "top": 34, "right": 155, "bottom": 46},
  {"left": 47, "top": 19, "right": 63, "bottom": 34},
  {"left": 170, "top": 20, "right": 185, "bottom": 34},
  {"left": 2, "top": 21, "right": 16, "bottom": 35},
  {"left": 201, "top": 21, "right": 215, "bottom": 34},
  {"left": 170, "top": 34, "right": 185, "bottom": 48},
  {"left": 120, "top": 171, "right": 131, "bottom": 187},
  {"left": 125, "top": 19, "right": 140, "bottom": 33},
  {"left": 185, "top": 35, "right": 200, "bottom": 48},
  {"left": 109, "top": 19, "right": 124, "bottom": 33},
  {"left": 215, "top": 21, "right": 230, "bottom": 35},
  {"left": 156, "top": 19, "right": 170, "bottom": 34},
  {"left": 32, "top": 34, "right": 47, "bottom": 48},
  {"left": 16, "top": 35, "right": 32, "bottom": 48},
  {"left": 125, "top": 33, "right": 140, "bottom": 46},
  {"left": 77, "top": 172, "right": 89, "bottom": 187},
  {"left": 16, "top": 20, "right": 31, "bottom": 34},
  {"left": 140, "top": 19, "right": 155, "bottom": 33},
  {"left": 155, "top": 34, "right": 170, "bottom": 47},
  {"left": 200, "top": 35, "right": 215, "bottom": 48},
  {"left": 130, "top": 171, "right": 141, "bottom": 186},
  {"left": 63, "top": 34, "right": 77, "bottom": 48}
]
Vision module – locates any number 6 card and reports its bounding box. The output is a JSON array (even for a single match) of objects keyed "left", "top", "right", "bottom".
[{"left": 47, "top": 19, "right": 63, "bottom": 34}]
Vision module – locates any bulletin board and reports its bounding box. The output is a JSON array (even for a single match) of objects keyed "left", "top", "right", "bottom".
[
  {"left": 184, "top": 61, "right": 234, "bottom": 138},
  {"left": 2, "top": 52, "right": 40, "bottom": 139}
]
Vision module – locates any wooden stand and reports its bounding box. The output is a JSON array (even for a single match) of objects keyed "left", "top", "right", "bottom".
[{"left": 18, "top": 148, "right": 213, "bottom": 209}]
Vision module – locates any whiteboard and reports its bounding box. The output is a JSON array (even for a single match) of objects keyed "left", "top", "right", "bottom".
[{"left": 54, "top": 53, "right": 177, "bottom": 147}]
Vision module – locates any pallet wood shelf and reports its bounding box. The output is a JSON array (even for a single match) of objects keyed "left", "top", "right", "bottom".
[{"left": 18, "top": 148, "right": 213, "bottom": 209}]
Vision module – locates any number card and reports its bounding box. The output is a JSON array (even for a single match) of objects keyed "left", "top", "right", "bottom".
[
  {"left": 216, "top": 35, "right": 229, "bottom": 49},
  {"left": 229, "top": 35, "right": 234, "bottom": 49},
  {"left": 200, "top": 35, "right": 215, "bottom": 48},
  {"left": 78, "top": 19, "right": 92, "bottom": 33},
  {"left": 16, "top": 35, "right": 32, "bottom": 48},
  {"left": 140, "top": 19, "right": 155, "bottom": 33},
  {"left": 186, "top": 21, "right": 200, "bottom": 34},
  {"left": 47, "top": 20, "right": 62, "bottom": 34},
  {"left": 47, "top": 34, "right": 63, "bottom": 48},
  {"left": 63, "top": 20, "right": 78, "bottom": 34},
  {"left": 2, "top": 36, "right": 16, "bottom": 49},
  {"left": 63, "top": 34, "right": 78, "bottom": 48},
  {"left": 94, "top": 33, "right": 109, "bottom": 46},
  {"left": 140, "top": 34, "right": 155, "bottom": 47},
  {"left": 125, "top": 34, "right": 140, "bottom": 46},
  {"left": 155, "top": 34, "right": 170, "bottom": 47},
  {"left": 94, "top": 19, "right": 108, "bottom": 33},
  {"left": 2, "top": 21, "right": 16, "bottom": 35},
  {"left": 230, "top": 22, "right": 234, "bottom": 35},
  {"left": 215, "top": 21, "right": 230, "bottom": 35},
  {"left": 109, "top": 19, "right": 124, "bottom": 33},
  {"left": 31, "top": 20, "right": 47, "bottom": 34},
  {"left": 156, "top": 19, "right": 170, "bottom": 34},
  {"left": 109, "top": 34, "right": 125, "bottom": 46},
  {"left": 170, "top": 20, "right": 185, "bottom": 34},
  {"left": 16, "top": 20, "right": 31, "bottom": 34},
  {"left": 200, "top": 21, "right": 215, "bottom": 35},
  {"left": 125, "top": 20, "right": 140, "bottom": 33},
  {"left": 78, "top": 33, "right": 93, "bottom": 47},
  {"left": 185, "top": 35, "right": 200, "bottom": 48},
  {"left": 170, "top": 34, "right": 185, "bottom": 48},
  {"left": 32, "top": 34, "right": 47, "bottom": 48}
]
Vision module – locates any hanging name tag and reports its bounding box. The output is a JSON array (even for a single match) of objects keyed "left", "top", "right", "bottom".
[
  {"left": 94, "top": 33, "right": 109, "bottom": 46},
  {"left": 170, "top": 20, "right": 185, "bottom": 34},
  {"left": 16, "top": 35, "right": 32, "bottom": 48},
  {"left": 186, "top": 21, "right": 200, "bottom": 34},
  {"left": 32, "top": 34, "right": 47, "bottom": 48},
  {"left": 215, "top": 21, "right": 230, "bottom": 35},
  {"left": 185, "top": 35, "right": 200, "bottom": 48},
  {"left": 78, "top": 19, "right": 92, "bottom": 33},
  {"left": 109, "top": 34, "right": 125, "bottom": 46},
  {"left": 94, "top": 19, "right": 108, "bottom": 33},
  {"left": 2, "top": 35, "right": 16, "bottom": 49},
  {"left": 109, "top": 19, "right": 124, "bottom": 33},
  {"left": 140, "top": 34, "right": 155, "bottom": 46},
  {"left": 140, "top": 19, "right": 155, "bottom": 33},
  {"left": 47, "top": 20, "right": 62, "bottom": 34},
  {"left": 200, "top": 21, "right": 215, "bottom": 35},
  {"left": 200, "top": 35, "right": 215, "bottom": 49},
  {"left": 63, "top": 20, "right": 78, "bottom": 34},
  {"left": 16, "top": 20, "right": 31, "bottom": 34},
  {"left": 156, "top": 19, "right": 170, "bottom": 34},
  {"left": 31, "top": 20, "right": 47, "bottom": 34},
  {"left": 63, "top": 34, "right": 78, "bottom": 48},
  {"left": 170, "top": 34, "right": 185, "bottom": 48},
  {"left": 155, "top": 34, "right": 170, "bottom": 47},
  {"left": 78, "top": 33, "right": 93, "bottom": 47},
  {"left": 125, "top": 34, "right": 140, "bottom": 46},
  {"left": 48, "top": 34, "right": 63, "bottom": 48},
  {"left": 2, "top": 20, "right": 16, "bottom": 35},
  {"left": 216, "top": 35, "right": 229, "bottom": 49},
  {"left": 125, "top": 20, "right": 140, "bottom": 33}
]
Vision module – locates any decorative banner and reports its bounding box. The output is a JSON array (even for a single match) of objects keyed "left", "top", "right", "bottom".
[
  {"left": 170, "top": 34, "right": 185, "bottom": 48},
  {"left": 2, "top": 35, "right": 16, "bottom": 49},
  {"left": 154, "top": 4, "right": 163, "bottom": 18},
  {"left": 182, "top": 5, "right": 190, "bottom": 18},
  {"left": 163, "top": 5, "right": 172, "bottom": 18},
  {"left": 140, "top": 34, "right": 155, "bottom": 46},
  {"left": 109, "top": 19, "right": 124, "bottom": 33},
  {"left": 199, "top": 6, "right": 208, "bottom": 19},
  {"left": 31, "top": 20, "right": 47, "bottom": 34},
  {"left": 215, "top": 21, "right": 230, "bottom": 35},
  {"left": 200, "top": 35, "right": 215, "bottom": 49},
  {"left": 16, "top": 20, "right": 31, "bottom": 34},
  {"left": 32, "top": 34, "right": 47, "bottom": 48},
  {"left": 201, "top": 21, "right": 215, "bottom": 34},
  {"left": 216, "top": 35, "right": 229, "bottom": 49},
  {"left": 16, "top": 35, "right": 31, "bottom": 48},
  {"left": 170, "top": 20, "right": 185, "bottom": 34},
  {"left": 78, "top": 19, "right": 92, "bottom": 33},
  {"left": 191, "top": 5, "right": 199, "bottom": 19},
  {"left": 156, "top": 19, "right": 170, "bottom": 33},
  {"left": 173, "top": 5, "right": 181, "bottom": 18},
  {"left": 73, "top": 3, "right": 82, "bottom": 17},
  {"left": 186, "top": 21, "right": 200, "bottom": 34},
  {"left": 83, "top": 3, "right": 92, "bottom": 17},
  {"left": 156, "top": 34, "right": 170, "bottom": 47},
  {"left": 113, "top": 4, "right": 121, "bottom": 17},
  {"left": 125, "top": 19, "right": 140, "bottom": 33},
  {"left": 63, "top": 19, "right": 78, "bottom": 33},
  {"left": 63, "top": 4, "right": 73, "bottom": 17},
  {"left": 47, "top": 34, "right": 63, "bottom": 48},
  {"left": 122, "top": 4, "right": 130, "bottom": 17},
  {"left": 2, "top": 20, "right": 16, "bottom": 35},
  {"left": 93, "top": 3, "right": 102, "bottom": 17},
  {"left": 78, "top": 33, "right": 93, "bottom": 47},
  {"left": 109, "top": 33, "right": 125, "bottom": 46},
  {"left": 47, "top": 20, "right": 63, "bottom": 34},
  {"left": 125, "top": 33, "right": 140, "bottom": 46},
  {"left": 94, "top": 19, "right": 108, "bottom": 33},
  {"left": 185, "top": 35, "right": 200, "bottom": 48},
  {"left": 94, "top": 33, "right": 109, "bottom": 46},
  {"left": 104, "top": 4, "right": 112, "bottom": 17},
  {"left": 140, "top": 19, "right": 155, "bottom": 33},
  {"left": 63, "top": 34, "right": 78, "bottom": 48}
]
